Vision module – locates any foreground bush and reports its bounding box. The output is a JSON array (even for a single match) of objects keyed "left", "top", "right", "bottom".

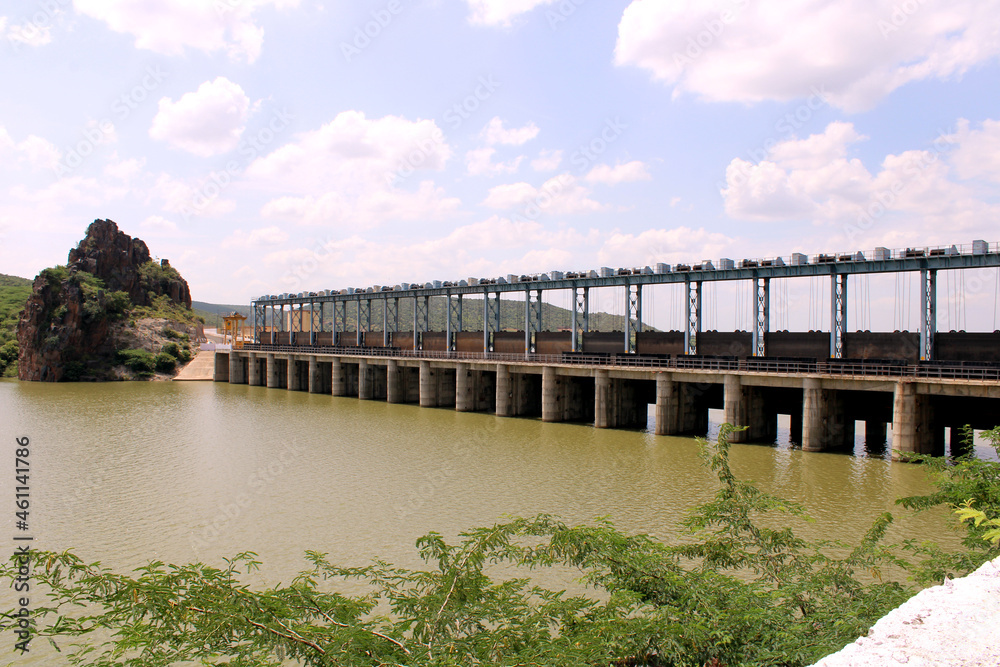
[{"left": 3, "top": 426, "right": 998, "bottom": 666}]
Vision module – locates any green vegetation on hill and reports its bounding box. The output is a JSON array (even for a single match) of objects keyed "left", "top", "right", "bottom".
[{"left": 0, "top": 274, "right": 32, "bottom": 377}]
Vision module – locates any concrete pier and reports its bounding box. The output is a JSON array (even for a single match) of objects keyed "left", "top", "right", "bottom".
[
  {"left": 654, "top": 374, "right": 677, "bottom": 435},
  {"left": 249, "top": 353, "right": 262, "bottom": 386},
  {"left": 496, "top": 364, "right": 512, "bottom": 417},
  {"left": 266, "top": 354, "right": 279, "bottom": 388},
  {"left": 222, "top": 346, "right": 1000, "bottom": 462},
  {"left": 331, "top": 358, "right": 346, "bottom": 396},
  {"left": 358, "top": 359, "right": 373, "bottom": 400}
]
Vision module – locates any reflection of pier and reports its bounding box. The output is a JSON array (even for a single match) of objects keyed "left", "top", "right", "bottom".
[{"left": 219, "top": 241, "right": 1000, "bottom": 459}]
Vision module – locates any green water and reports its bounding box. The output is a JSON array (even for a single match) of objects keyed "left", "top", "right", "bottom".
[{"left": 0, "top": 379, "right": 974, "bottom": 663}]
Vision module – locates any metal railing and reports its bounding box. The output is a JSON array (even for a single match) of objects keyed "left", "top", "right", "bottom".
[{"left": 236, "top": 344, "right": 1000, "bottom": 381}]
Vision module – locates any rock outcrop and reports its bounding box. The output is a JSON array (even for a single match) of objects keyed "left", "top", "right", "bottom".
[{"left": 17, "top": 219, "right": 197, "bottom": 381}]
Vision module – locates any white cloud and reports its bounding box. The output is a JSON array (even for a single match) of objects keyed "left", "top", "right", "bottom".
[
  {"left": 531, "top": 149, "right": 562, "bottom": 172},
  {"left": 140, "top": 215, "right": 179, "bottom": 234},
  {"left": 947, "top": 119, "right": 1000, "bottom": 183},
  {"left": 147, "top": 172, "right": 236, "bottom": 218},
  {"left": 481, "top": 117, "right": 540, "bottom": 145},
  {"left": 720, "top": 120, "right": 1000, "bottom": 247},
  {"left": 247, "top": 111, "right": 451, "bottom": 193},
  {"left": 615, "top": 0, "right": 1000, "bottom": 111},
  {"left": 14, "top": 135, "right": 61, "bottom": 171},
  {"left": 222, "top": 226, "right": 289, "bottom": 248},
  {"left": 73, "top": 0, "right": 298, "bottom": 63},
  {"left": 5, "top": 16, "right": 55, "bottom": 47},
  {"left": 150, "top": 77, "right": 250, "bottom": 157},
  {"left": 260, "top": 180, "right": 461, "bottom": 227},
  {"left": 483, "top": 174, "right": 608, "bottom": 215},
  {"left": 598, "top": 226, "right": 737, "bottom": 268},
  {"left": 585, "top": 161, "right": 651, "bottom": 185},
  {"left": 465, "top": 0, "right": 558, "bottom": 26},
  {"left": 247, "top": 111, "right": 460, "bottom": 228},
  {"left": 466, "top": 147, "right": 523, "bottom": 176}
]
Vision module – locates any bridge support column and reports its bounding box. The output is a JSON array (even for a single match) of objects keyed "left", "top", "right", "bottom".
[
  {"left": 288, "top": 356, "right": 306, "bottom": 391},
  {"left": 266, "top": 354, "right": 279, "bottom": 388},
  {"left": 496, "top": 365, "right": 512, "bottom": 417},
  {"left": 891, "top": 382, "right": 939, "bottom": 458},
  {"left": 802, "top": 378, "right": 853, "bottom": 452},
  {"left": 387, "top": 360, "right": 402, "bottom": 403},
  {"left": 358, "top": 359, "right": 373, "bottom": 400},
  {"left": 231, "top": 352, "right": 247, "bottom": 384},
  {"left": 419, "top": 361, "right": 436, "bottom": 407},
  {"left": 331, "top": 358, "right": 346, "bottom": 396},
  {"left": 214, "top": 352, "right": 229, "bottom": 382},
  {"left": 723, "top": 374, "right": 745, "bottom": 441},
  {"left": 456, "top": 364, "right": 471, "bottom": 412},
  {"left": 248, "top": 354, "right": 262, "bottom": 386},
  {"left": 595, "top": 370, "right": 612, "bottom": 428},
  {"left": 542, "top": 366, "right": 562, "bottom": 422},
  {"left": 654, "top": 374, "right": 678, "bottom": 435},
  {"left": 308, "top": 356, "right": 320, "bottom": 393}
]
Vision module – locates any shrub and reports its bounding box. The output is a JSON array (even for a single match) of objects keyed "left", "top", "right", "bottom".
[
  {"left": 116, "top": 349, "right": 155, "bottom": 376},
  {"left": 162, "top": 327, "right": 181, "bottom": 340},
  {"left": 105, "top": 290, "right": 132, "bottom": 319},
  {"left": 178, "top": 347, "right": 193, "bottom": 363},
  {"left": 154, "top": 353, "right": 177, "bottom": 373},
  {"left": 161, "top": 342, "right": 180, "bottom": 358}
]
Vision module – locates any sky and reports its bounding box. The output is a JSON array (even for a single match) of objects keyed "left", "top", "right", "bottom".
[{"left": 1, "top": 0, "right": 999, "bottom": 333}]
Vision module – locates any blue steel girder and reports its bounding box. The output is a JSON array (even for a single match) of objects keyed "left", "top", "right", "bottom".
[
  {"left": 571, "top": 285, "right": 589, "bottom": 352},
  {"left": 333, "top": 301, "right": 346, "bottom": 344},
  {"left": 251, "top": 249, "right": 1000, "bottom": 313},
  {"left": 830, "top": 274, "right": 848, "bottom": 359},
  {"left": 524, "top": 288, "right": 542, "bottom": 354},
  {"left": 484, "top": 290, "right": 501, "bottom": 353},
  {"left": 920, "top": 268, "right": 937, "bottom": 361},
  {"left": 446, "top": 292, "right": 463, "bottom": 351},
  {"left": 414, "top": 295, "right": 429, "bottom": 350},
  {"left": 253, "top": 302, "right": 266, "bottom": 344},
  {"left": 309, "top": 300, "right": 317, "bottom": 345},
  {"left": 383, "top": 297, "right": 399, "bottom": 347},
  {"left": 626, "top": 282, "right": 642, "bottom": 353},
  {"left": 357, "top": 298, "right": 371, "bottom": 346},
  {"left": 752, "top": 277, "right": 769, "bottom": 357},
  {"left": 684, "top": 279, "right": 702, "bottom": 356}
]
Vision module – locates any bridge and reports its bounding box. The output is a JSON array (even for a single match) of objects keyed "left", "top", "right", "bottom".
[{"left": 214, "top": 241, "right": 1000, "bottom": 459}]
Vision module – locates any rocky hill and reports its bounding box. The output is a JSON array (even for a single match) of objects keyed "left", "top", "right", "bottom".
[{"left": 16, "top": 219, "right": 203, "bottom": 382}]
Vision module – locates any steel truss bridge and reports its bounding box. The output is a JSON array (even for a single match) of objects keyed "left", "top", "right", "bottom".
[{"left": 250, "top": 240, "right": 1000, "bottom": 362}]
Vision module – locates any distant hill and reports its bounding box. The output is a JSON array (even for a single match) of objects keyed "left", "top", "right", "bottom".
[
  {"left": 0, "top": 274, "right": 33, "bottom": 376},
  {"left": 192, "top": 301, "right": 251, "bottom": 328},
  {"left": 197, "top": 296, "right": 653, "bottom": 333}
]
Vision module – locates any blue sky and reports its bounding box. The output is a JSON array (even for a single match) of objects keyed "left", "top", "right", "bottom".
[{"left": 2, "top": 0, "right": 999, "bottom": 332}]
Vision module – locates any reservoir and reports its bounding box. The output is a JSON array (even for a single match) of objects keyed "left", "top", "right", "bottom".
[{"left": 0, "top": 379, "right": 986, "bottom": 663}]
